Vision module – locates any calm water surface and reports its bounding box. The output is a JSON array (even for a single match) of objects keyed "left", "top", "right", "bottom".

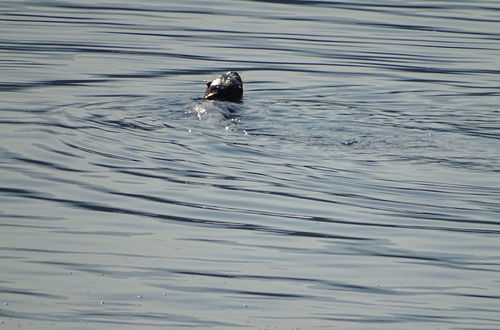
[{"left": 1, "top": 0, "right": 500, "bottom": 329}]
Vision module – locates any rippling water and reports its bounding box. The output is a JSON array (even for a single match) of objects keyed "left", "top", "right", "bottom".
[{"left": 1, "top": 0, "right": 500, "bottom": 329}]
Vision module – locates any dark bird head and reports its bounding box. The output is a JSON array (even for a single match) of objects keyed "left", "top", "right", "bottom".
[{"left": 204, "top": 71, "right": 243, "bottom": 102}]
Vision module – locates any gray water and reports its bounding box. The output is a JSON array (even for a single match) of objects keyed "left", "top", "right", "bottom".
[{"left": 1, "top": 0, "right": 500, "bottom": 329}]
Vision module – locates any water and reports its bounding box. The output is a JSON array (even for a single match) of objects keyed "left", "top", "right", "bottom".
[{"left": 1, "top": 0, "right": 500, "bottom": 329}]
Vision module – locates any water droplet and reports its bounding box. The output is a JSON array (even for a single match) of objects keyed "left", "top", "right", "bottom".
[{"left": 343, "top": 138, "right": 358, "bottom": 146}]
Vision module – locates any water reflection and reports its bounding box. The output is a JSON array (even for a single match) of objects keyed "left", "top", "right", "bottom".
[{"left": 1, "top": 0, "right": 500, "bottom": 329}]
